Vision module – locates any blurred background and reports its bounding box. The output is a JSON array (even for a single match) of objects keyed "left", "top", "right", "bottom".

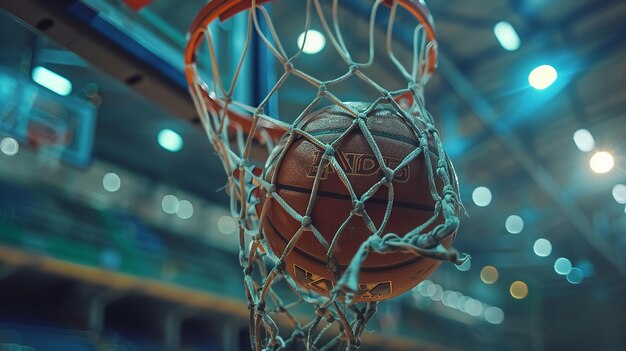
[{"left": 0, "top": 0, "right": 625, "bottom": 350}]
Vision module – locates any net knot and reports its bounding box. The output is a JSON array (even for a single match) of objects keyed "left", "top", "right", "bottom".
[
  {"left": 318, "top": 84, "right": 327, "bottom": 96},
  {"left": 436, "top": 163, "right": 447, "bottom": 179},
  {"left": 357, "top": 112, "right": 367, "bottom": 120},
  {"left": 275, "top": 259, "right": 286, "bottom": 272},
  {"left": 284, "top": 61, "right": 294, "bottom": 72},
  {"left": 349, "top": 64, "right": 358, "bottom": 73},
  {"left": 383, "top": 167, "right": 395, "bottom": 184},
  {"left": 442, "top": 184, "right": 457, "bottom": 200},
  {"left": 323, "top": 145, "right": 334, "bottom": 157},
  {"left": 301, "top": 216, "right": 312, "bottom": 228},
  {"left": 352, "top": 201, "right": 365, "bottom": 215}
]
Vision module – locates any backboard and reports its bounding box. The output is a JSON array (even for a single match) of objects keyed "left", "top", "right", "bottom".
[{"left": 0, "top": 65, "right": 96, "bottom": 167}]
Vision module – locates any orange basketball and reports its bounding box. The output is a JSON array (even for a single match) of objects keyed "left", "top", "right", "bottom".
[{"left": 260, "top": 102, "right": 457, "bottom": 302}]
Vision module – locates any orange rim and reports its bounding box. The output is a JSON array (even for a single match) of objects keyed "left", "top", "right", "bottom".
[{"left": 184, "top": 0, "right": 437, "bottom": 141}]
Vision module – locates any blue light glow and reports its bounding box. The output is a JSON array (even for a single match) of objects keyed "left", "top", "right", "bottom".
[
  {"left": 493, "top": 21, "right": 520, "bottom": 51},
  {"left": 528, "top": 65, "right": 557, "bottom": 90},
  {"left": 554, "top": 257, "right": 572, "bottom": 275},
  {"left": 472, "top": 186, "right": 492, "bottom": 207},
  {"left": 505, "top": 215, "right": 524, "bottom": 234},
  {"left": 566, "top": 267, "right": 584, "bottom": 284},
  {"left": 573, "top": 129, "right": 595, "bottom": 152},
  {"left": 485, "top": 306, "right": 505, "bottom": 324},
  {"left": 533, "top": 238, "right": 552, "bottom": 257},
  {"left": 158, "top": 129, "right": 183, "bottom": 152},
  {"left": 32, "top": 66, "right": 72, "bottom": 96}
]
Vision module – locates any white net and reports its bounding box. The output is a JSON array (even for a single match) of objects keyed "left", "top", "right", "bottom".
[{"left": 186, "top": 1, "right": 468, "bottom": 350}]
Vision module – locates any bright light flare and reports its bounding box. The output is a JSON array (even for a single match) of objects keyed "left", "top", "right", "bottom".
[
  {"left": 528, "top": 65, "right": 557, "bottom": 90},
  {"left": 589, "top": 151, "right": 614, "bottom": 174}
]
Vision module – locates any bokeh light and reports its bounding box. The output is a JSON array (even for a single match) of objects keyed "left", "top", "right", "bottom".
[
  {"left": 217, "top": 215, "right": 237, "bottom": 235},
  {"left": 465, "top": 299, "right": 483, "bottom": 316},
  {"left": 431, "top": 284, "right": 444, "bottom": 301},
  {"left": 0, "top": 137, "right": 19, "bottom": 156},
  {"left": 484, "top": 306, "right": 505, "bottom": 324},
  {"left": 472, "top": 186, "right": 492, "bottom": 207},
  {"left": 554, "top": 257, "right": 572, "bottom": 275},
  {"left": 161, "top": 195, "right": 180, "bottom": 214},
  {"left": 589, "top": 151, "right": 614, "bottom": 174},
  {"left": 528, "top": 64, "right": 557, "bottom": 90},
  {"left": 566, "top": 267, "right": 584, "bottom": 284},
  {"left": 177, "top": 200, "right": 194, "bottom": 219},
  {"left": 533, "top": 238, "right": 552, "bottom": 257},
  {"left": 102, "top": 173, "right": 121, "bottom": 192},
  {"left": 510, "top": 281, "right": 529, "bottom": 299},
  {"left": 444, "top": 291, "right": 460, "bottom": 308},
  {"left": 158, "top": 129, "right": 183, "bottom": 152},
  {"left": 612, "top": 184, "right": 626, "bottom": 204},
  {"left": 32, "top": 66, "right": 72, "bottom": 96},
  {"left": 505, "top": 215, "right": 524, "bottom": 234},
  {"left": 493, "top": 21, "right": 520, "bottom": 51},
  {"left": 480, "top": 266, "right": 499, "bottom": 284},
  {"left": 297, "top": 30, "right": 326, "bottom": 54},
  {"left": 573, "top": 129, "right": 595, "bottom": 152}
]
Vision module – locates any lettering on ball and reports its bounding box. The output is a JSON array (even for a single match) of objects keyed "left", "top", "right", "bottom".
[{"left": 305, "top": 151, "right": 410, "bottom": 183}]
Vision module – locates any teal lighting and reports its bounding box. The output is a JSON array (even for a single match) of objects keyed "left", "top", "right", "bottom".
[
  {"left": 566, "top": 267, "right": 584, "bottom": 284},
  {"left": 493, "top": 21, "right": 520, "bottom": 51},
  {"left": 554, "top": 257, "right": 572, "bottom": 275},
  {"left": 32, "top": 66, "right": 72, "bottom": 96},
  {"left": 533, "top": 238, "right": 552, "bottom": 257},
  {"left": 158, "top": 129, "right": 183, "bottom": 152}
]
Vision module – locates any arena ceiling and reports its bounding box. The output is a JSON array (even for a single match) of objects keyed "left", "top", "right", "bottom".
[{"left": 1, "top": 0, "right": 625, "bottom": 349}]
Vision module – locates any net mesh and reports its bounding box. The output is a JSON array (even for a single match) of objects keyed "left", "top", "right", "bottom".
[{"left": 186, "top": 1, "right": 468, "bottom": 350}]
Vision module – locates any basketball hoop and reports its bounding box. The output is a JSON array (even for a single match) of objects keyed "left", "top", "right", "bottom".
[{"left": 185, "top": 1, "right": 468, "bottom": 350}]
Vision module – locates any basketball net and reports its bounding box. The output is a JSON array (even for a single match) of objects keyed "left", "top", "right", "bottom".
[{"left": 185, "top": 1, "right": 468, "bottom": 350}]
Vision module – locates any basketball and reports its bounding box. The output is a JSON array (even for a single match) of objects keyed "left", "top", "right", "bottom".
[{"left": 260, "top": 102, "right": 458, "bottom": 302}]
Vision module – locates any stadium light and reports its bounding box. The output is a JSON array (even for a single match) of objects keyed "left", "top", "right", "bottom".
[
  {"left": 32, "top": 66, "right": 72, "bottom": 96},
  {"left": 158, "top": 129, "right": 183, "bottom": 152},
  {"left": 573, "top": 129, "right": 595, "bottom": 152},
  {"left": 589, "top": 151, "right": 614, "bottom": 174},
  {"left": 297, "top": 30, "right": 326, "bottom": 54},
  {"left": 612, "top": 184, "right": 626, "bottom": 204},
  {"left": 528, "top": 65, "right": 557, "bottom": 90},
  {"left": 493, "top": 21, "right": 520, "bottom": 51}
]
